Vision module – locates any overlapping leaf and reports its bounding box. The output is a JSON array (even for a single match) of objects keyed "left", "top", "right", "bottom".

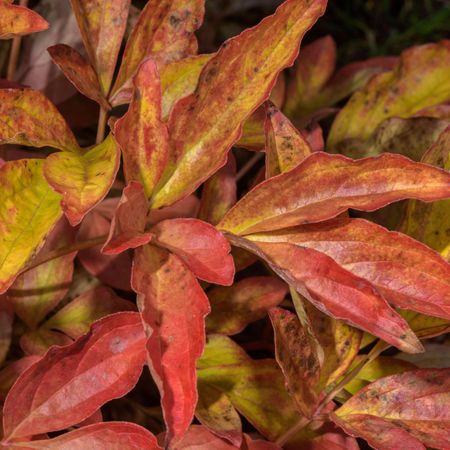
[
  {"left": 0, "top": 159, "right": 62, "bottom": 294},
  {"left": 151, "top": 0, "right": 327, "bottom": 208},
  {"left": 2, "top": 312, "right": 146, "bottom": 440},
  {"left": 332, "top": 369, "right": 450, "bottom": 450},
  {"left": 219, "top": 152, "right": 450, "bottom": 235},
  {"left": 132, "top": 244, "right": 210, "bottom": 446}
]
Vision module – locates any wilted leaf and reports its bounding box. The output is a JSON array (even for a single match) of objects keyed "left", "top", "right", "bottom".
[
  {"left": 102, "top": 182, "right": 152, "bottom": 255},
  {"left": 198, "top": 154, "right": 237, "bottom": 226},
  {"left": 2, "top": 312, "right": 146, "bottom": 440},
  {"left": 0, "top": 0, "right": 48, "bottom": 39},
  {"left": 0, "top": 89, "right": 79, "bottom": 152},
  {"left": 44, "top": 134, "right": 119, "bottom": 226},
  {"left": 0, "top": 159, "right": 62, "bottom": 294},
  {"left": 227, "top": 236, "right": 422, "bottom": 353},
  {"left": 206, "top": 276, "right": 287, "bottom": 335},
  {"left": 69, "top": 0, "right": 131, "bottom": 95},
  {"left": 332, "top": 369, "right": 450, "bottom": 450},
  {"left": 151, "top": 218, "right": 234, "bottom": 286},
  {"left": 114, "top": 59, "right": 169, "bottom": 198},
  {"left": 110, "top": 0, "right": 204, "bottom": 105},
  {"left": 264, "top": 102, "right": 312, "bottom": 178},
  {"left": 8, "top": 422, "right": 162, "bottom": 449},
  {"left": 197, "top": 335, "right": 299, "bottom": 442},
  {"left": 218, "top": 152, "right": 450, "bottom": 235},
  {"left": 328, "top": 40, "right": 450, "bottom": 150},
  {"left": 132, "top": 245, "right": 210, "bottom": 446},
  {"left": 402, "top": 126, "right": 450, "bottom": 261},
  {"left": 47, "top": 44, "right": 110, "bottom": 110},
  {"left": 269, "top": 307, "right": 322, "bottom": 417},
  {"left": 151, "top": 0, "right": 327, "bottom": 208}
]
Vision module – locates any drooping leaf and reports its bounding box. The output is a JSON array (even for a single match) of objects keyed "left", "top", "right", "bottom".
[
  {"left": 110, "top": 0, "right": 205, "bottom": 105},
  {"left": 102, "top": 182, "right": 152, "bottom": 255},
  {"left": 206, "top": 276, "right": 287, "bottom": 335},
  {"left": 132, "top": 244, "right": 210, "bottom": 446},
  {"left": 264, "top": 102, "right": 312, "bottom": 178},
  {"left": 401, "top": 310, "right": 450, "bottom": 339},
  {"left": 227, "top": 236, "right": 422, "bottom": 353},
  {"left": 113, "top": 59, "right": 169, "bottom": 198},
  {"left": 269, "top": 307, "right": 322, "bottom": 417},
  {"left": 160, "top": 54, "right": 213, "bottom": 120},
  {"left": 198, "top": 154, "right": 237, "bottom": 226},
  {"left": 44, "top": 133, "right": 119, "bottom": 226},
  {"left": 151, "top": 0, "right": 327, "bottom": 208},
  {"left": 7, "top": 218, "right": 76, "bottom": 328},
  {"left": 0, "top": 89, "right": 79, "bottom": 152},
  {"left": 69, "top": 0, "right": 131, "bottom": 95},
  {"left": 151, "top": 218, "right": 234, "bottom": 286},
  {"left": 0, "top": 159, "right": 62, "bottom": 294},
  {"left": 7, "top": 422, "right": 162, "bottom": 449},
  {"left": 248, "top": 217, "right": 450, "bottom": 319},
  {"left": 218, "top": 152, "right": 450, "bottom": 235},
  {"left": 197, "top": 335, "right": 299, "bottom": 442},
  {"left": 47, "top": 44, "right": 110, "bottom": 110},
  {"left": 402, "top": 126, "right": 450, "bottom": 261},
  {"left": 2, "top": 312, "right": 146, "bottom": 440},
  {"left": 0, "top": 0, "right": 48, "bottom": 39},
  {"left": 328, "top": 40, "right": 450, "bottom": 151},
  {"left": 332, "top": 369, "right": 450, "bottom": 450}
]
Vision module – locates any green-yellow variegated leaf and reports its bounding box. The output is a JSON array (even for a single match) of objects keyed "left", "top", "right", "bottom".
[
  {"left": 151, "top": 0, "right": 327, "bottom": 208},
  {"left": 0, "top": 160, "right": 62, "bottom": 294},
  {"left": 328, "top": 40, "right": 450, "bottom": 151},
  {"left": 0, "top": 89, "right": 79, "bottom": 152},
  {"left": 44, "top": 134, "right": 119, "bottom": 226}
]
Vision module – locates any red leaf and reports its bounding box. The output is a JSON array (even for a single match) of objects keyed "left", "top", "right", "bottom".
[
  {"left": 102, "top": 182, "right": 152, "bottom": 255},
  {"left": 132, "top": 245, "right": 210, "bottom": 446},
  {"left": 8, "top": 422, "right": 162, "bottom": 449},
  {"left": 2, "top": 312, "right": 146, "bottom": 440},
  {"left": 219, "top": 152, "right": 450, "bottom": 235},
  {"left": 0, "top": 356, "right": 40, "bottom": 402},
  {"left": 151, "top": 218, "right": 234, "bottom": 286}
]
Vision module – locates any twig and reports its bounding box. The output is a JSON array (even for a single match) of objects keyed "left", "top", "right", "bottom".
[
  {"left": 96, "top": 106, "right": 108, "bottom": 144},
  {"left": 7, "top": 0, "right": 29, "bottom": 80},
  {"left": 236, "top": 152, "right": 264, "bottom": 182}
]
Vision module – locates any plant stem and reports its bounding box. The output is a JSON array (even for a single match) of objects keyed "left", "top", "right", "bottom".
[
  {"left": 7, "top": 0, "right": 29, "bottom": 80},
  {"left": 236, "top": 152, "right": 264, "bottom": 182},
  {"left": 96, "top": 107, "right": 108, "bottom": 144}
]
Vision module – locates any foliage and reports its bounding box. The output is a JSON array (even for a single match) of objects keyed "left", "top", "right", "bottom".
[{"left": 0, "top": 1, "right": 450, "bottom": 449}]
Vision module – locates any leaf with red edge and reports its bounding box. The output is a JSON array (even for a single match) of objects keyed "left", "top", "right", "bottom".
[
  {"left": 248, "top": 217, "right": 450, "bottom": 320},
  {"left": 219, "top": 152, "right": 450, "bottom": 235},
  {"left": 269, "top": 307, "right": 322, "bottom": 417},
  {"left": 227, "top": 236, "right": 422, "bottom": 354},
  {"left": 78, "top": 199, "right": 132, "bottom": 291},
  {"left": 132, "top": 244, "right": 210, "bottom": 447},
  {"left": 7, "top": 218, "right": 76, "bottom": 328},
  {"left": 198, "top": 154, "right": 237, "bottom": 226},
  {"left": 2, "top": 312, "right": 146, "bottom": 440},
  {"left": 264, "top": 101, "right": 312, "bottom": 178},
  {"left": 0, "top": 0, "right": 48, "bottom": 39},
  {"left": 0, "top": 89, "right": 79, "bottom": 152},
  {"left": 114, "top": 59, "right": 169, "bottom": 198},
  {"left": 110, "top": 0, "right": 205, "bottom": 105},
  {"left": 47, "top": 44, "right": 110, "bottom": 110},
  {"left": 206, "top": 276, "right": 287, "bottom": 335},
  {"left": 151, "top": 0, "right": 327, "bottom": 208},
  {"left": 102, "top": 182, "right": 152, "bottom": 255},
  {"left": 44, "top": 134, "right": 120, "bottom": 226},
  {"left": 69, "top": 0, "right": 131, "bottom": 95},
  {"left": 332, "top": 369, "right": 450, "bottom": 450},
  {"left": 8, "top": 422, "right": 162, "bottom": 449},
  {"left": 151, "top": 218, "right": 234, "bottom": 286}
]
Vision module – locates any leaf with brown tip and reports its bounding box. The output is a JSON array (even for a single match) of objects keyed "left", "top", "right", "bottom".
[
  {"left": 47, "top": 44, "right": 110, "bottom": 110},
  {"left": 0, "top": 1, "right": 48, "bottom": 39},
  {"left": 151, "top": 0, "right": 327, "bottom": 208},
  {"left": 219, "top": 152, "right": 450, "bottom": 235},
  {"left": 114, "top": 59, "right": 169, "bottom": 198},
  {"left": 132, "top": 244, "right": 210, "bottom": 447}
]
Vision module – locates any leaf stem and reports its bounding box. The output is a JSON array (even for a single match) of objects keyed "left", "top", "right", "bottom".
[
  {"left": 7, "top": 0, "right": 29, "bottom": 80},
  {"left": 96, "top": 106, "right": 108, "bottom": 144}
]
